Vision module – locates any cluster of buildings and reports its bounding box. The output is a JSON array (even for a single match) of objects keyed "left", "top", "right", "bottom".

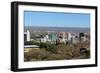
[{"left": 24, "top": 30, "right": 90, "bottom": 45}]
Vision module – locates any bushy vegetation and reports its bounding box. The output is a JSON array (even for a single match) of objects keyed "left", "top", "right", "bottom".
[
  {"left": 24, "top": 49, "right": 51, "bottom": 61},
  {"left": 24, "top": 41, "right": 90, "bottom": 61}
]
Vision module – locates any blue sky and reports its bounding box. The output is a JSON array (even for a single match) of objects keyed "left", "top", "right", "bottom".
[{"left": 24, "top": 11, "right": 90, "bottom": 28}]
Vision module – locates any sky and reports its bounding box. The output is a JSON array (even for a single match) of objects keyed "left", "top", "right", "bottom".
[{"left": 24, "top": 11, "right": 90, "bottom": 28}]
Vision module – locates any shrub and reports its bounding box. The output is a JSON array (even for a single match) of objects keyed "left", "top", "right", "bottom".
[
  {"left": 46, "top": 54, "right": 67, "bottom": 60},
  {"left": 24, "top": 49, "right": 51, "bottom": 61},
  {"left": 45, "top": 44, "right": 58, "bottom": 54},
  {"left": 40, "top": 43, "right": 48, "bottom": 48}
]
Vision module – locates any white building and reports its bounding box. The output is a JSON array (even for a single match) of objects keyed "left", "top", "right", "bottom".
[
  {"left": 24, "top": 30, "right": 30, "bottom": 42},
  {"left": 24, "top": 45, "right": 39, "bottom": 52},
  {"left": 79, "top": 32, "right": 89, "bottom": 42},
  {"left": 67, "top": 32, "right": 72, "bottom": 41},
  {"left": 40, "top": 35, "right": 49, "bottom": 42},
  {"left": 67, "top": 32, "right": 79, "bottom": 44}
]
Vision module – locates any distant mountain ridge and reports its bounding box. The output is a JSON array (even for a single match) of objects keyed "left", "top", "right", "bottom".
[{"left": 24, "top": 26, "right": 90, "bottom": 33}]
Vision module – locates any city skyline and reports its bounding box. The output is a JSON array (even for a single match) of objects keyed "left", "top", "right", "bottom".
[{"left": 24, "top": 11, "right": 90, "bottom": 28}]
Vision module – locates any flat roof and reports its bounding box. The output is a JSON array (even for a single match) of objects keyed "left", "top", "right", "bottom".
[{"left": 24, "top": 45, "right": 39, "bottom": 48}]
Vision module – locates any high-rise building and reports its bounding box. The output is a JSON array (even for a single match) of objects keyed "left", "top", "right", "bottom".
[{"left": 24, "top": 30, "right": 30, "bottom": 42}]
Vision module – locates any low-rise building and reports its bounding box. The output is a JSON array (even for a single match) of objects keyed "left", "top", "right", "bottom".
[{"left": 24, "top": 45, "right": 39, "bottom": 52}]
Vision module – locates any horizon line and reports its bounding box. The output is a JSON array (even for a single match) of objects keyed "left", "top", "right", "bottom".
[{"left": 24, "top": 26, "right": 90, "bottom": 28}]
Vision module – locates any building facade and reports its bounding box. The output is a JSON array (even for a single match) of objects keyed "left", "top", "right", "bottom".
[{"left": 24, "top": 30, "right": 30, "bottom": 42}]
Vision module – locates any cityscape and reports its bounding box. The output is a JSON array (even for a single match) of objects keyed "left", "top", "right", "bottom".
[{"left": 24, "top": 11, "right": 90, "bottom": 62}]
